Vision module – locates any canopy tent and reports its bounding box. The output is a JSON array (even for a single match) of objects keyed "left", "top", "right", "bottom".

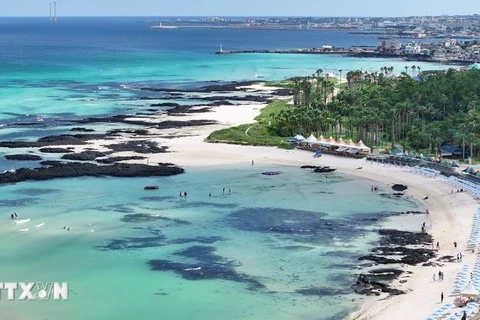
[
  {"left": 327, "top": 136, "right": 336, "bottom": 143},
  {"left": 336, "top": 146, "right": 349, "bottom": 152},
  {"left": 355, "top": 140, "right": 371, "bottom": 151},
  {"left": 336, "top": 138, "right": 346, "bottom": 146},
  {"left": 303, "top": 134, "right": 318, "bottom": 143},
  {"left": 461, "top": 282, "right": 479, "bottom": 297},
  {"left": 345, "top": 139, "right": 355, "bottom": 146},
  {"left": 290, "top": 134, "right": 305, "bottom": 142},
  {"left": 318, "top": 135, "right": 326, "bottom": 142}
]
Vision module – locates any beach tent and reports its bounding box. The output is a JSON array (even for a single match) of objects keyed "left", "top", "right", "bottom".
[
  {"left": 290, "top": 134, "right": 305, "bottom": 142},
  {"left": 461, "top": 282, "right": 479, "bottom": 297},
  {"left": 327, "top": 136, "right": 336, "bottom": 143},
  {"left": 318, "top": 135, "right": 326, "bottom": 142},
  {"left": 303, "top": 134, "right": 317, "bottom": 143},
  {"left": 345, "top": 139, "right": 355, "bottom": 146},
  {"left": 355, "top": 140, "right": 371, "bottom": 151},
  {"left": 337, "top": 138, "right": 346, "bottom": 146}
]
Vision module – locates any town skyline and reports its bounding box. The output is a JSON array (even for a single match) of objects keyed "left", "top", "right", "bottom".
[{"left": 1, "top": 0, "right": 479, "bottom": 17}]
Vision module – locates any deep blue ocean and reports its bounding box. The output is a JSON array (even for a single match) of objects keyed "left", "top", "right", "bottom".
[{"left": 0, "top": 17, "right": 432, "bottom": 320}]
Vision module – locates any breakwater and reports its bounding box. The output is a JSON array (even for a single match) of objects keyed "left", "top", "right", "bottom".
[{"left": 215, "top": 49, "right": 474, "bottom": 65}]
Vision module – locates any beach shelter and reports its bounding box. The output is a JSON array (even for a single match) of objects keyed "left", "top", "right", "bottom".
[
  {"left": 336, "top": 138, "right": 346, "bottom": 146},
  {"left": 290, "top": 134, "right": 305, "bottom": 142},
  {"left": 318, "top": 135, "right": 326, "bottom": 142},
  {"left": 303, "top": 134, "right": 318, "bottom": 143},
  {"left": 355, "top": 140, "right": 371, "bottom": 152},
  {"left": 345, "top": 139, "right": 355, "bottom": 146},
  {"left": 327, "top": 136, "right": 336, "bottom": 143},
  {"left": 461, "top": 282, "right": 479, "bottom": 297}
]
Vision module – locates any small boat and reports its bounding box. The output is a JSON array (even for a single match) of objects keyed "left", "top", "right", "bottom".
[
  {"left": 144, "top": 185, "right": 159, "bottom": 190},
  {"left": 262, "top": 171, "right": 280, "bottom": 176}
]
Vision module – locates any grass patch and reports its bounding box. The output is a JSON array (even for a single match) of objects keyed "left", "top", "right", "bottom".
[{"left": 206, "top": 99, "right": 292, "bottom": 147}]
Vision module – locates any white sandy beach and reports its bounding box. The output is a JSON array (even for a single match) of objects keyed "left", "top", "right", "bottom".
[{"left": 55, "top": 83, "right": 479, "bottom": 319}]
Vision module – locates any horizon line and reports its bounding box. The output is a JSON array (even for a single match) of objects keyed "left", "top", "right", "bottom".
[{"left": 0, "top": 14, "right": 478, "bottom": 18}]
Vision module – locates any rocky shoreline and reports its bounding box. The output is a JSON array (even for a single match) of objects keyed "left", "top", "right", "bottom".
[
  {"left": 353, "top": 227, "right": 435, "bottom": 297},
  {"left": 0, "top": 81, "right": 289, "bottom": 184}
]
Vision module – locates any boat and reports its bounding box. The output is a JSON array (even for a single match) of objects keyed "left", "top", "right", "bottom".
[
  {"left": 144, "top": 185, "right": 159, "bottom": 190},
  {"left": 262, "top": 171, "right": 280, "bottom": 176}
]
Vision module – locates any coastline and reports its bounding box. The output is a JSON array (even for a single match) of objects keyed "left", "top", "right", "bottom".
[
  {"left": 1, "top": 82, "right": 478, "bottom": 319},
  {"left": 117, "top": 84, "right": 478, "bottom": 319}
]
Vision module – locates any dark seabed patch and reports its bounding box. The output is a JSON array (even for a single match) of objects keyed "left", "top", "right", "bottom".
[
  {"left": 0, "top": 198, "right": 39, "bottom": 207},
  {"left": 139, "top": 196, "right": 176, "bottom": 202},
  {"left": 93, "top": 204, "right": 136, "bottom": 214},
  {"left": 226, "top": 207, "right": 369, "bottom": 244},
  {"left": 168, "top": 236, "right": 225, "bottom": 245},
  {"left": 174, "top": 201, "right": 239, "bottom": 209},
  {"left": 148, "top": 246, "right": 265, "bottom": 291},
  {"left": 99, "top": 235, "right": 166, "bottom": 251},
  {"left": 13, "top": 188, "right": 59, "bottom": 196},
  {"left": 121, "top": 213, "right": 191, "bottom": 225},
  {"left": 295, "top": 287, "right": 353, "bottom": 297}
]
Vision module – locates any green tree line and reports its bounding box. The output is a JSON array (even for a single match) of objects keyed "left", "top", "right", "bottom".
[{"left": 269, "top": 68, "right": 480, "bottom": 157}]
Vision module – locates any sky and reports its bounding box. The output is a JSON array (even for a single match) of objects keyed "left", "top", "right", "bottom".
[{"left": 1, "top": 0, "right": 479, "bottom": 17}]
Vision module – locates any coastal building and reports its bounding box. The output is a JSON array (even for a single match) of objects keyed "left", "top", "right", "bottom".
[
  {"left": 378, "top": 40, "right": 402, "bottom": 55},
  {"left": 404, "top": 42, "right": 422, "bottom": 55}
]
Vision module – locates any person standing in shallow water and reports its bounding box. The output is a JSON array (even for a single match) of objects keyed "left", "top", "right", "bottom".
[{"left": 441, "top": 292, "right": 444, "bottom": 303}]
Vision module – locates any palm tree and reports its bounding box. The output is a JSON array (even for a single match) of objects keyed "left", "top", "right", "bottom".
[
  {"left": 404, "top": 66, "right": 409, "bottom": 74},
  {"left": 411, "top": 65, "right": 417, "bottom": 77}
]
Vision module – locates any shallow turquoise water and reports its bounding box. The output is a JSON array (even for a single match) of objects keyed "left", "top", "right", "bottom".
[{"left": 0, "top": 165, "right": 419, "bottom": 320}]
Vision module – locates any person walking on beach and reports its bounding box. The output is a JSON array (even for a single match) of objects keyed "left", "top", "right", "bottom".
[
  {"left": 454, "top": 241, "right": 458, "bottom": 248},
  {"left": 251, "top": 160, "right": 254, "bottom": 165},
  {"left": 433, "top": 273, "right": 436, "bottom": 282},
  {"left": 441, "top": 292, "right": 444, "bottom": 303},
  {"left": 462, "top": 310, "right": 467, "bottom": 320},
  {"left": 437, "top": 241, "right": 440, "bottom": 249}
]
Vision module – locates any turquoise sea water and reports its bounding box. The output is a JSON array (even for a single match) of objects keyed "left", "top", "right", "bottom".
[
  {"left": 0, "top": 17, "right": 431, "bottom": 319},
  {"left": 0, "top": 165, "right": 420, "bottom": 320}
]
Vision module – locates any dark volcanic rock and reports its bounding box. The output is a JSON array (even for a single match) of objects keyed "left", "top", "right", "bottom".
[
  {"left": 61, "top": 151, "right": 111, "bottom": 161},
  {"left": 39, "top": 147, "right": 75, "bottom": 154},
  {"left": 104, "top": 140, "right": 167, "bottom": 154},
  {"left": 4, "top": 154, "right": 42, "bottom": 161},
  {"left": 0, "top": 162, "right": 184, "bottom": 184},
  {"left": 379, "top": 229, "right": 432, "bottom": 246},
  {"left": 107, "top": 129, "right": 150, "bottom": 136},
  {"left": 70, "top": 127, "right": 95, "bottom": 132},
  {"left": 0, "top": 134, "right": 108, "bottom": 148},
  {"left": 155, "top": 120, "right": 217, "bottom": 129},
  {"left": 96, "top": 156, "right": 146, "bottom": 164},
  {"left": 391, "top": 184, "right": 408, "bottom": 191}
]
